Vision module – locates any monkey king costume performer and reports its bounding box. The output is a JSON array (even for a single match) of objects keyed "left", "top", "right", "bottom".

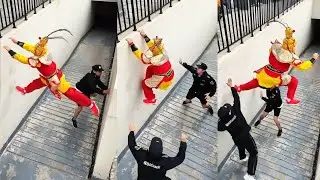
[
  {"left": 128, "top": 34, "right": 174, "bottom": 104},
  {"left": 234, "top": 21, "right": 317, "bottom": 105},
  {"left": 5, "top": 29, "right": 100, "bottom": 116}
]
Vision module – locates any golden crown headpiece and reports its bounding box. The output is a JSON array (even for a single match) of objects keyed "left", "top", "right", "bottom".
[
  {"left": 34, "top": 29, "right": 73, "bottom": 56},
  {"left": 273, "top": 20, "right": 295, "bottom": 37},
  {"left": 145, "top": 36, "right": 164, "bottom": 57},
  {"left": 272, "top": 20, "right": 296, "bottom": 53}
]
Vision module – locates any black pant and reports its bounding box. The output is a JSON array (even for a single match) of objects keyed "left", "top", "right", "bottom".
[
  {"left": 186, "top": 89, "right": 207, "bottom": 105},
  {"left": 235, "top": 133, "right": 258, "bottom": 175},
  {"left": 265, "top": 104, "right": 281, "bottom": 117}
]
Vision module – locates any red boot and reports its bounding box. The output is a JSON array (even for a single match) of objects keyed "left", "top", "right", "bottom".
[
  {"left": 90, "top": 101, "right": 100, "bottom": 116},
  {"left": 286, "top": 76, "right": 299, "bottom": 105},
  {"left": 286, "top": 98, "right": 300, "bottom": 105},
  {"left": 16, "top": 86, "right": 26, "bottom": 95},
  {"left": 143, "top": 98, "right": 156, "bottom": 104}
]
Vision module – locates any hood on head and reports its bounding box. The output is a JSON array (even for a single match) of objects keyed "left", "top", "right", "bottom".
[
  {"left": 148, "top": 137, "right": 163, "bottom": 159},
  {"left": 218, "top": 103, "right": 235, "bottom": 122}
]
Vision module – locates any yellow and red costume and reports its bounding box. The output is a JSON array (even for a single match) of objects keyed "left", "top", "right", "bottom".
[
  {"left": 6, "top": 29, "right": 99, "bottom": 116},
  {"left": 235, "top": 23, "right": 316, "bottom": 104},
  {"left": 129, "top": 35, "right": 174, "bottom": 104}
]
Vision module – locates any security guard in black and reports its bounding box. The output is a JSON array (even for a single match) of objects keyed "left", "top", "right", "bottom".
[
  {"left": 181, "top": 62, "right": 216, "bottom": 102},
  {"left": 217, "top": 83, "right": 258, "bottom": 176},
  {"left": 75, "top": 65, "right": 108, "bottom": 98},
  {"left": 128, "top": 131, "right": 187, "bottom": 180}
]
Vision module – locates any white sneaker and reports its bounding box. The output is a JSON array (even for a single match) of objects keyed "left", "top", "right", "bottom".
[
  {"left": 240, "top": 156, "right": 249, "bottom": 162},
  {"left": 244, "top": 173, "right": 256, "bottom": 180}
]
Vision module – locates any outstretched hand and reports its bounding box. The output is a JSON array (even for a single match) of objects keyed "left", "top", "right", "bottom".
[
  {"left": 126, "top": 38, "right": 133, "bottom": 45},
  {"left": 103, "top": 89, "right": 111, "bottom": 95},
  {"left": 313, "top": 53, "right": 319, "bottom": 60},
  {"left": 180, "top": 133, "right": 188, "bottom": 142},
  {"left": 3, "top": 46, "right": 10, "bottom": 51},
  {"left": 226, "top": 78, "right": 232, "bottom": 87},
  {"left": 9, "top": 37, "right": 18, "bottom": 44},
  {"left": 138, "top": 30, "right": 146, "bottom": 37},
  {"left": 129, "top": 122, "right": 136, "bottom": 132}
]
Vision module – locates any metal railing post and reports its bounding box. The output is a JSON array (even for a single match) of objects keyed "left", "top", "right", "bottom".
[
  {"left": 235, "top": 0, "right": 244, "bottom": 43},
  {"left": 147, "top": 0, "right": 151, "bottom": 21},
  {"left": 221, "top": 0, "right": 231, "bottom": 52},
  {"left": 33, "top": 0, "right": 37, "bottom": 14},
  {"left": 160, "top": 0, "right": 163, "bottom": 14},
  {"left": 9, "top": 0, "right": 16, "bottom": 28},
  {"left": 23, "top": 0, "right": 28, "bottom": 20},
  {"left": 130, "top": 0, "right": 137, "bottom": 31}
]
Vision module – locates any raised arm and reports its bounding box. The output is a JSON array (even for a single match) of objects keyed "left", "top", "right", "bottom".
[
  {"left": 126, "top": 38, "right": 151, "bottom": 64},
  {"left": 230, "top": 87, "right": 240, "bottom": 111},
  {"left": 179, "top": 61, "right": 196, "bottom": 73},
  {"left": 128, "top": 131, "right": 145, "bottom": 163},
  {"left": 3, "top": 46, "right": 29, "bottom": 64},
  {"left": 139, "top": 30, "right": 155, "bottom": 49},
  {"left": 163, "top": 141, "right": 187, "bottom": 170},
  {"left": 10, "top": 38, "right": 35, "bottom": 54},
  {"left": 292, "top": 53, "right": 318, "bottom": 71},
  {"left": 226, "top": 78, "right": 241, "bottom": 113}
]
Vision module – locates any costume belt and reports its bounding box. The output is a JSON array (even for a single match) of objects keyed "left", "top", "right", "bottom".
[
  {"left": 266, "top": 64, "right": 284, "bottom": 74},
  {"left": 41, "top": 69, "right": 60, "bottom": 80},
  {"left": 158, "top": 68, "right": 173, "bottom": 77}
]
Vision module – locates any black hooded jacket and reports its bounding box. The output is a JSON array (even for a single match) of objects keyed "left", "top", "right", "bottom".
[
  {"left": 128, "top": 131, "right": 187, "bottom": 180},
  {"left": 75, "top": 71, "right": 108, "bottom": 95},
  {"left": 217, "top": 87, "right": 251, "bottom": 141}
]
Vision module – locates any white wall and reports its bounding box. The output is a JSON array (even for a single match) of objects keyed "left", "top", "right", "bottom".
[
  {"left": 0, "top": 0, "right": 93, "bottom": 150},
  {"left": 116, "top": 0, "right": 216, "bottom": 156},
  {"left": 91, "top": 0, "right": 217, "bottom": 178},
  {"left": 92, "top": 49, "right": 118, "bottom": 179},
  {"left": 217, "top": 0, "right": 313, "bottom": 166},
  {"left": 312, "top": 0, "right": 320, "bottom": 19}
]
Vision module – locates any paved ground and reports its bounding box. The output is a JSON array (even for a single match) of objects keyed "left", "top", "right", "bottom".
[
  {"left": 117, "top": 39, "right": 218, "bottom": 180},
  {"left": 218, "top": 44, "right": 320, "bottom": 180},
  {"left": 0, "top": 28, "right": 116, "bottom": 180}
]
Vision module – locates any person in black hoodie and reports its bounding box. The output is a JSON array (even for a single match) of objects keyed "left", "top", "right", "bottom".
[
  {"left": 128, "top": 122, "right": 187, "bottom": 180},
  {"left": 179, "top": 60, "right": 216, "bottom": 115},
  {"left": 71, "top": 64, "right": 110, "bottom": 128},
  {"left": 217, "top": 78, "right": 258, "bottom": 180},
  {"left": 254, "top": 87, "right": 283, "bottom": 137}
]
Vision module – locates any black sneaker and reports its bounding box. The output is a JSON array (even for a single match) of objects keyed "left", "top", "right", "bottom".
[
  {"left": 277, "top": 129, "right": 282, "bottom": 137},
  {"left": 208, "top": 107, "right": 213, "bottom": 115},
  {"left": 182, "top": 100, "right": 192, "bottom": 105},
  {"left": 254, "top": 120, "right": 261, "bottom": 127},
  {"left": 72, "top": 119, "right": 78, "bottom": 128}
]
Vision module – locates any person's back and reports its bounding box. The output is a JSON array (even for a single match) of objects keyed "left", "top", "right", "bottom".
[
  {"left": 136, "top": 153, "right": 172, "bottom": 180},
  {"left": 76, "top": 72, "right": 96, "bottom": 95},
  {"left": 128, "top": 124, "right": 187, "bottom": 180}
]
